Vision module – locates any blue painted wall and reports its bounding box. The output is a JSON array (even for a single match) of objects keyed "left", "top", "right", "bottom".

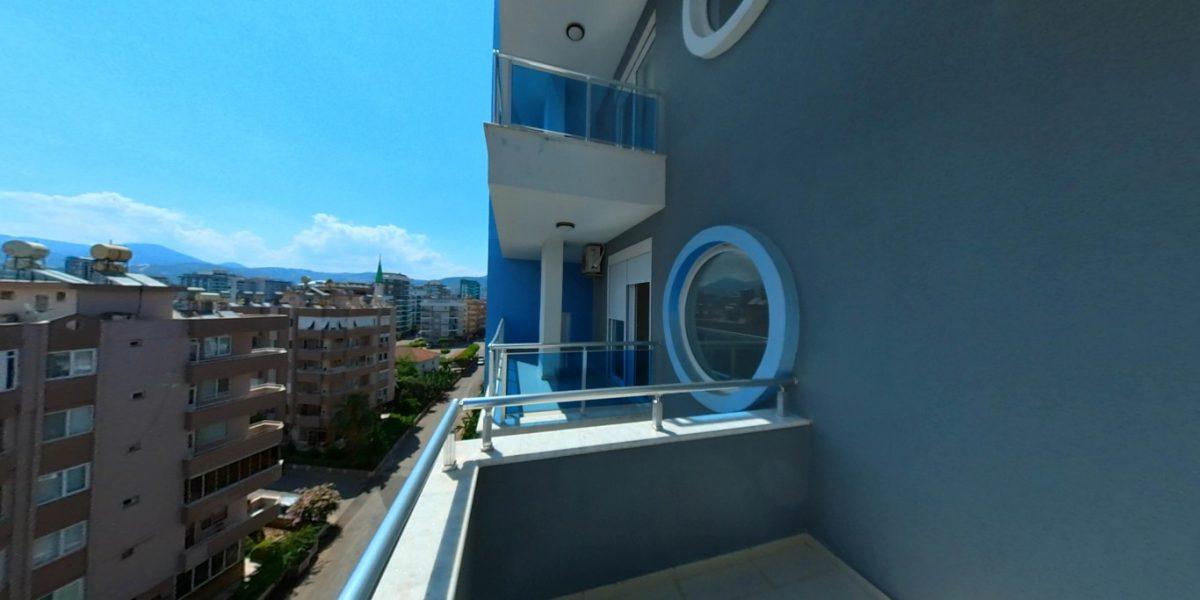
[
  {"left": 484, "top": 207, "right": 594, "bottom": 345},
  {"left": 484, "top": 207, "right": 540, "bottom": 344},
  {"left": 597, "top": 1, "right": 1200, "bottom": 598}
]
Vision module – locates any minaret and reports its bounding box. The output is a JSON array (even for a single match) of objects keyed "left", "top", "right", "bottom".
[{"left": 374, "top": 256, "right": 386, "bottom": 307}]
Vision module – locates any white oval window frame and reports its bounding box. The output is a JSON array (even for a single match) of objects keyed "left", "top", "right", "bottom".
[
  {"left": 682, "top": 0, "right": 770, "bottom": 59},
  {"left": 663, "top": 225, "right": 799, "bottom": 413}
]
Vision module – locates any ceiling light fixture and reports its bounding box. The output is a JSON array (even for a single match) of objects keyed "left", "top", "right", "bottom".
[
  {"left": 565, "top": 22, "right": 585, "bottom": 42},
  {"left": 556, "top": 221, "right": 576, "bottom": 232}
]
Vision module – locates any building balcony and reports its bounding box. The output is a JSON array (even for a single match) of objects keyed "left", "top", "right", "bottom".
[
  {"left": 331, "top": 377, "right": 889, "bottom": 600},
  {"left": 186, "top": 384, "right": 286, "bottom": 429},
  {"left": 485, "top": 339, "right": 656, "bottom": 429},
  {"left": 183, "top": 498, "right": 281, "bottom": 570},
  {"left": 486, "top": 52, "right": 665, "bottom": 260},
  {"left": 185, "top": 421, "right": 284, "bottom": 478},
  {"left": 186, "top": 347, "right": 287, "bottom": 383},
  {"left": 295, "top": 323, "right": 383, "bottom": 339},
  {"left": 187, "top": 314, "right": 288, "bottom": 337},
  {"left": 183, "top": 461, "right": 282, "bottom": 522}
]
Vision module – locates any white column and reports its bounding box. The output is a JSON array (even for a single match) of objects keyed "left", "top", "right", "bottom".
[{"left": 539, "top": 238, "right": 564, "bottom": 345}]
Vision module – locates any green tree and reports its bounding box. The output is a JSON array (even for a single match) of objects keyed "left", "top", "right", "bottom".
[{"left": 331, "top": 393, "right": 376, "bottom": 454}]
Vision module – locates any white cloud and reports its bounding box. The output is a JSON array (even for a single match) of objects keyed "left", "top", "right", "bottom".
[{"left": 0, "top": 190, "right": 476, "bottom": 279}]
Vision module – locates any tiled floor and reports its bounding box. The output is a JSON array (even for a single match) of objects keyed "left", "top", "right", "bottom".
[{"left": 562, "top": 534, "right": 889, "bottom": 600}]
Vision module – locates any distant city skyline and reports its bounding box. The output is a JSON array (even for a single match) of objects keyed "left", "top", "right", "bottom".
[{"left": 0, "top": 3, "right": 493, "bottom": 279}]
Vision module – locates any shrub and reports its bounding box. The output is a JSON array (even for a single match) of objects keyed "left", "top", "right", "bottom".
[
  {"left": 287, "top": 484, "right": 342, "bottom": 525},
  {"left": 237, "top": 524, "right": 325, "bottom": 598}
]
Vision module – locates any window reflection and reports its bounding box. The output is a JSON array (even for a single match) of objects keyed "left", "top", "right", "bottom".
[{"left": 684, "top": 247, "right": 768, "bottom": 380}]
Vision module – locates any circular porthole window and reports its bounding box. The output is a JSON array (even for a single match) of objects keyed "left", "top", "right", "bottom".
[
  {"left": 682, "top": 0, "right": 770, "bottom": 59},
  {"left": 664, "top": 225, "right": 798, "bottom": 412}
]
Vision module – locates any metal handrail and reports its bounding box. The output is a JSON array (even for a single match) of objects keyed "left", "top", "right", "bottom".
[
  {"left": 495, "top": 51, "right": 663, "bottom": 98},
  {"left": 337, "top": 376, "right": 795, "bottom": 600},
  {"left": 484, "top": 319, "right": 505, "bottom": 397},
  {"left": 462, "top": 377, "right": 794, "bottom": 410},
  {"left": 337, "top": 398, "right": 462, "bottom": 600},
  {"left": 491, "top": 340, "right": 655, "bottom": 353}
]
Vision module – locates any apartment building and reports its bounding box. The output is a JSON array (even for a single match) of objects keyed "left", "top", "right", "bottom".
[
  {"left": 416, "top": 298, "right": 461, "bottom": 341},
  {"left": 343, "top": 2, "right": 1198, "bottom": 599},
  {"left": 0, "top": 241, "right": 286, "bottom": 600},
  {"left": 177, "top": 270, "right": 240, "bottom": 296},
  {"left": 462, "top": 298, "right": 486, "bottom": 340},
  {"left": 380, "top": 273, "right": 413, "bottom": 335},
  {"left": 237, "top": 277, "right": 290, "bottom": 300},
  {"left": 236, "top": 282, "right": 395, "bottom": 450},
  {"left": 457, "top": 279, "right": 481, "bottom": 300}
]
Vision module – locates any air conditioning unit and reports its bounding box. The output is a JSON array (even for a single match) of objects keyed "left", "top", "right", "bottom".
[{"left": 582, "top": 244, "right": 605, "bottom": 277}]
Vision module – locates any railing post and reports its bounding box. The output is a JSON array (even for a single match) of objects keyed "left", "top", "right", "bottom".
[
  {"left": 652, "top": 393, "right": 663, "bottom": 431},
  {"left": 498, "top": 349, "right": 508, "bottom": 422},
  {"left": 481, "top": 407, "right": 493, "bottom": 452},
  {"left": 442, "top": 402, "right": 458, "bottom": 471},
  {"left": 584, "top": 76, "right": 592, "bottom": 141},
  {"left": 776, "top": 385, "right": 786, "bottom": 417},
  {"left": 579, "top": 348, "right": 588, "bottom": 414}
]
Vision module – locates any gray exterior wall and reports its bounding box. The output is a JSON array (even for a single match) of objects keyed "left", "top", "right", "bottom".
[
  {"left": 599, "top": 1, "right": 1199, "bottom": 598},
  {"left": 456, "top": 427, "right": 810, "bottom": 599},
  {"left": 90, "top": 318, "right": 188, "bottom": 599}
]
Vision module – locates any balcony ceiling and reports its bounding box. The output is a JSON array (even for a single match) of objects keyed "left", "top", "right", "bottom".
[
  {"left": 497, "top": 0, "right": 648, "bottom": 79},
  {"left": 486, "top": 124, "right": 665, "bottom": 260}
]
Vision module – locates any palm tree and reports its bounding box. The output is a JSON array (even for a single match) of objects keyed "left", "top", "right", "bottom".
[{"left": 331, "top": 393, "right": 376, "bottom": 453}]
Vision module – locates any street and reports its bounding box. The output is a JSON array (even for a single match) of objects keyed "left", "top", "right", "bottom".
[{"left": 284, "top": 366, "right": 484, "bottom": 599}]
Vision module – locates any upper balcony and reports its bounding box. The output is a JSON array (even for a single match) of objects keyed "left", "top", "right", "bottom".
[
  {"left": 186, "top": 347, "right": 287, "bottom": 383},
  {"left": 486, "top": 52, "right": 666, "bottom": 260},
  {"left": 185, "top": 383, "right": 286, "bottom": 429},
  {"left": 184, "top": 420, "right": 284, "bottom": 478}
]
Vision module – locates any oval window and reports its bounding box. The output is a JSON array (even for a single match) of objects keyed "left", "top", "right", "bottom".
[
  {"left": 707, "top": 0, "right": 741, "bottom": 30},
  {"left": 663, "top": 225, "right": 798, "bottom": 413},
  {"left": 683, "top": 0, "right": 770, "bottom": 59},
  {"left": 683, "top": 246, "right": 768, "bottom": 380}
]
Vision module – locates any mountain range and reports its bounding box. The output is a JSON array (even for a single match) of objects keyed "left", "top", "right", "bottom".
[{"left": 0, "top": 233, "right": 486, "bottom": 290}]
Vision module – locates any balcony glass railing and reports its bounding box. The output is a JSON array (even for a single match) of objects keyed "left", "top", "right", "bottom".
[
  {"left": 486, "top": 339, "right": 655, "bottom": 424},
  {"left": 493, "top": 52, "right": 662, "bottom": 153}
]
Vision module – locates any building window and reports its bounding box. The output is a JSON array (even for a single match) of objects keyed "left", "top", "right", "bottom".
[
  {"left": 35, "top": 463, "right": 90, "bottom": 505},
  {"left": 34, "top": 295, "right": 50, "bottom": 311},
  {"left": 194, "top": 421, "right": 227, "bottom": 448},
  {"left": 183, "top": 447, "right": 279, "bottom": 503},
  {"left": 42, "top": 405, "right": 94, "bottom": 442},
  {"left": 683, "top": 0, "right": 768, "bottom": 59},
  {"left": 188, "top": 338, "right": 200, "bottom": 362},
  {"left": 683, "top": 247, "right": 767, "bottom": 380},
  {"left": 36, "top": 576, "right": 85, "bottom": 600},
  {"left": 174, "top": 543, "right": 240, "bottom": 598},
  {"left": 0, "top": 349, "right": 16, "bottom": 391},
  {"left": 202, "top": 335, "right": 231, "bottom": 359},
  {"left": 32, "top": 521, "right": 87, "bottom": 566},
  {"left": 45, "top": 349, "right": 96, "bottom": 380},
  {"left": 197, "top": 378, "right": 230, "bottom": 407},
  {"left": 0, "top": 548, "right": 6, "bottom": 586},
  {"left": 664, "top": 226, "right": 798, "bottom": 412}
]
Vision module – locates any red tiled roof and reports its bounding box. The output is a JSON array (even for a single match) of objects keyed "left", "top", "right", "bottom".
[{"left": 395, "top": 345, "right": 441, "bottom": 363}]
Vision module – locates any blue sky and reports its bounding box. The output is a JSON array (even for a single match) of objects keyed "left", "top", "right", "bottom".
[{"left": 0, "top": 2, "right": 493, "bottom": 279}]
